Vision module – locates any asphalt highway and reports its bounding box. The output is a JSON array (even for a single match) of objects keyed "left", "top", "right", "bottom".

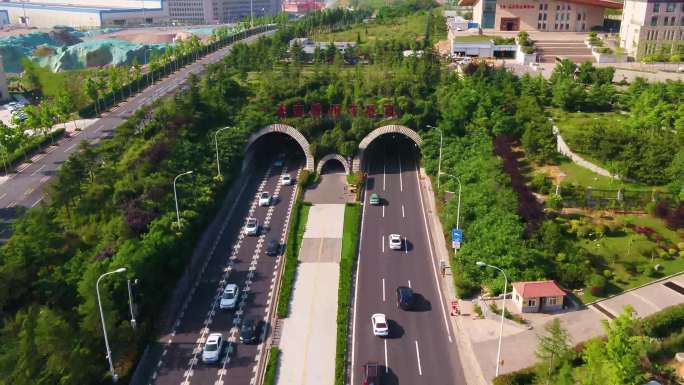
[
  {"left": 0, "top": 29, "right": 274, "bottom": 241},
  {"left": 150, "top": 156, "right": 301, "bottom": 385},
  {"left": 351, "top": 137, "right": 467, "bottom": 385}
]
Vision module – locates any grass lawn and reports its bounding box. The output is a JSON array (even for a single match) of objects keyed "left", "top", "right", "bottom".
[
  {"left": 315, "top": 11, "right": 431, "bottom": 45},
  {"left": 335, "top": 203, "right": 362, "bottom": 385},
  {"left": 572, "top": 214, "right": 684, "bottom": 303},
  {"left": 556, "top": 159, "right": 661, "bottom": 192},
  {"left": 276, "top": 201, "right": 311, "bottom": 318}
]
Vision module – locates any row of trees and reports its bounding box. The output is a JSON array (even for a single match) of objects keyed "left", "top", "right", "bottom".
[{"left": 0, "top": 10, "right": 369, "bottom": 384}]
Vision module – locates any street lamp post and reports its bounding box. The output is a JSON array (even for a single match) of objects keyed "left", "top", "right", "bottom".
[
  {"left": 127, "top": 279, "right": 137, "bottom": 330},
  {"left": 426, "top": 124, "right": 442, "bottom": 190},
  {"left": 214, "top": 126, "right": 231, "bottom": 177},
  {"left": 173, "top": 171, "right": 193, "bottom": 229},
  {"left": 96, "top": 267, "right": 127, "bottom": 383},
  {"left": 440, "top": 172, "right": 462, "bottom": 230},
  {"left": 250, "top": 0, "right": 254, "bottom": 28},
  {"left": 476, "top": 261, "right": 508, "bottom": 377}
]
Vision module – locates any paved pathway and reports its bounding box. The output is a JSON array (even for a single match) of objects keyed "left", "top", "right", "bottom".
[
  {"left": 277, "top": 204, "right": 345, "bottom": 385},
  {"left": 303, "top": 171, "right": 355, "bottom": 204}
]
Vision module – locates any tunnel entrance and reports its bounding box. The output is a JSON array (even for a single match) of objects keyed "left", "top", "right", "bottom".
[
  {"left": 243, "top": 132, "right": 306, "bottom": 171},
  {"left": 354, "top": 125, "right": 422, "bottom": 172},
  {"left": 362, "top": 133, "right": 422, "bottom": 175}
]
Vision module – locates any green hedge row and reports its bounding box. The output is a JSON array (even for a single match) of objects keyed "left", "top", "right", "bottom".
[
  {"left": 275, "top": 194, "right": 311, "bottom": 318},
  {"left": 335, "top": 203, "right": 362, "bottom": 385},
  {"left": 263, "top": 346, "right": 281, "bottom": 385},
  {"left": 642, "top": 303, "right": 684, "bottom": 338},
  {"left": 3, "top": 128, "right": 66, "bottom": 171}
]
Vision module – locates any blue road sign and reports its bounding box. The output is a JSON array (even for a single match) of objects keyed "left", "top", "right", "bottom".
[{"left": 452, "top": 228, "right": 463, "bottom": 243}]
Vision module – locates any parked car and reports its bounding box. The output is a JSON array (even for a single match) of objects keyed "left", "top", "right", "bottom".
[
  {"left": 369, "top": 193, "right": 380, "bottom": 205},
  {"left": 388, "top": 234, "right": 402, "bottom": 250},
  {"left": 371, "top": 313, "right": 389, "bottom": 337},
  {"left": 219, "top": 284, "right": 239, "bottom": 310},
  {"left": 362, "top": 362, "right": 381, "bottom": 385},
  {"left": 245, "top": 218, "right": 259, "bottom": 236},
  {"left": 280, "top": 174, "right": 292, "bottom": 186},
  {"left": 265, "top": 238, "right": 279, "bottom": 256},
  {"left": 396, "top": 286, "right": 415, "bottom": 310},
  {"left": 240, "top": 317, "right": 259, "bottom": 344},
  {"left": 201, "top": 333, "right": 224, "bottom": 363}
]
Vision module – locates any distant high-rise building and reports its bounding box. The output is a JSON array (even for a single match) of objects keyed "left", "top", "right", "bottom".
[{"left": 167, "top": 0, "right": 279, "bottom": 24}]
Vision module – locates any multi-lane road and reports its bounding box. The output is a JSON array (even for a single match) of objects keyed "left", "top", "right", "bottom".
[
  {"left": 147, "top": 155, "right": 301, "bottom": 385},
  {"left": 0, "top": 28, "right": 274, "bottom": 240},
  {"left": 351, "top": 136, "right": 467, "bottom": 385}
]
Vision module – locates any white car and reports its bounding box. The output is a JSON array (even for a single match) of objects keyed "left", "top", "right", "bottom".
[
  {"left": 219, "top": 284, "right": 240, "bottom": 310},
  {"left": 389, "top": 234, "right": 402, "bottom": 250},
  {"left": 259, "top": 192, "right": 271, "bottom": 207},
  {"left": 280, "top": 174, "right": 292, "bottom": 186},
  {"left": 202, "top": 333, "right": 224, "bottom": 363},
  {"left": 371, "top": 313, "right": 389, "bottom": 337},
  {"left": 245, "top": 218, "right": 259, "bottom": 236}
]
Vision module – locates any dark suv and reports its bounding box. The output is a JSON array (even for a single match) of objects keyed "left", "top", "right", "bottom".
[
  {"left": 396, "top": 286, "right": 415, "bottom": 310},
  {"left": 362, "top": 362, "right": 381, "bottom": 385},
  {"left": 265, "top": 238, "right": 279, "bottom": 256}
]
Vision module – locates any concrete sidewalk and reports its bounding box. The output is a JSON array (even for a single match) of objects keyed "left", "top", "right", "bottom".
[{"left": 277, "top": 204, "right": 345, "bottom": 385}]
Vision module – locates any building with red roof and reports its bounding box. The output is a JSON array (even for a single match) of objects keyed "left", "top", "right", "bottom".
[
  {"left": 512, "top": 280, "right": 566, "bottom": 313},
  {"left": 458, "top": 0, "right": 622, "bottom": 32}
]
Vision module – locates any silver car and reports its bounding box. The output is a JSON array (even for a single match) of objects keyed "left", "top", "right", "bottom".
[{"left": 202, "top": 333, "right": 224, "bottom": 363}]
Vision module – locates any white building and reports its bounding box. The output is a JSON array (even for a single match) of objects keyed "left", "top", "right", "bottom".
[
  {"left": 620, "top": 0, "right": 684, "bottom": 59},
  {"left": 0, "top": 0, "right": 168, "bottom": 28}
]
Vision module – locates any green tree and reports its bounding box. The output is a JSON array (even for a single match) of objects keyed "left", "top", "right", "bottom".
[
  {"left": 534, "top": 318, "right": 572, "bottom": 385},
  {"left": 580, "top": 307, "right": 648, "bottom": 385},
  {"left": 84, "top": 77, "right": 100, "bottom": 114}
]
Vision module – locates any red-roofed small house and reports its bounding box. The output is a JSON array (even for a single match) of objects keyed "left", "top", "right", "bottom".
[{"left": 512, "top": 280, "right": 566, "bottom": 313}]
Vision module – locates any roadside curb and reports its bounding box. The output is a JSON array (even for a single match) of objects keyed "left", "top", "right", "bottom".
[{"left": 417, "top": 167, "right": 490, "bottom": 385}]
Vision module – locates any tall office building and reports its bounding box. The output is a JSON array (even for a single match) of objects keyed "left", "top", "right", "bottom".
[
  {"left": 620, "top": 0, "right": 684, "bottom": 58},
  {"left": 218, "top": 0, "right": 281, "bottom": 22},
  {"left": 168, "top": 0, "right": 216, "bottom": 23}
]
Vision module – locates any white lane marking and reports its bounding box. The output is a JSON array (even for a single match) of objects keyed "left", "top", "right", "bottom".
[
  {"left": 30, "top": 165, "right": 45, "bottom": 177},
  {"left": 382, "top": 235, "right": 385, "bottom": 253},
  {"left": 382, "top": 205, "right": 385, "bottom": 218},
  {"left": 402, "top": 205, "right": 405, "bottom": 218},
  {"left": 382, "top": 278, "right": 386, "bottom": 302},
  {"left": 350, "top": 161, "right": 370, "bottom": 385},
  {"left": 398, "top": 152, "right": 403, "bottom": 192},
  {"left": 31, "top": 198, "right": 42, "bottom": 208},
  {"left": 404, "top": 237, "right": 408, "bottom": 254},
  {"left": 65, "top": 142, "right": 79, "bottom": 152},
  {"left": 384, "top": 340, "right": 389, "bottom": 374},
  {"left": 383, "top": 161, "right": 386, "bottom": 191},
  {"left": 415, "top": 341, "right": 423, "bottom": 376},
  {"left": 0, "top": 193, "right": 6, "bottom": 201},
  {"left": 415, "top": 161, "right": 454, "bottom": 343},
  {"left": 408, "top": 280, "right": 412, "bottom": 288}
]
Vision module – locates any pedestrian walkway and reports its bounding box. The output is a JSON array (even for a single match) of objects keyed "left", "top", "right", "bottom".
[
  {"left": 303, "top": 171, "right": 355, "bottom": 204},
  {"left": 277, "top": 204, "right": 345, "bottom": 385}
]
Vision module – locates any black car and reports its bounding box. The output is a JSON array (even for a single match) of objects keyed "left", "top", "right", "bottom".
[
  {"left": 240, "top": 317, "right": 259, "bottom": 344},
  {"left": 396, "top": 286, "right": 415, "bottom": 310},
  {"left": 265, "top": 238, "right": 279, "bottom": 256}
]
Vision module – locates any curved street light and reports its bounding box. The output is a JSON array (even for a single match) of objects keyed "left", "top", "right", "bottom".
[
  {"left": 96, "top": 267, "right": 127, "bottom": 383},
  {"left": 173, "top": 171, "right": 193, "bottom": 229},
  {"left": 440, "top": 172, "right": 462, "bottom": 230},
  {"left": 476, "top": 261, "right": 508, "bottom": 378},
  {"left": 214, "top": 126, "right": 231, "bottom": 177}
]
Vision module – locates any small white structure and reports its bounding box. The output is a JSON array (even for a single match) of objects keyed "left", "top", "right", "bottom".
[
  {"left": 512, "top": 280, "right": 566, "bottom": 313},
  {"left": 289, "top": 38, "right": 357, "bottom": 55}
]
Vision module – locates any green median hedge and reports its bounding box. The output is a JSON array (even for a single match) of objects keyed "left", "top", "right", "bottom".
[
  {"left": 263, "top": 347, "right": 281, "bottom": 385},
  {"left": 275, "top": 191, "right": 311, "bottom": 318},
  {"left": 4, "top": 128, "right": 66, "bottom": 171},
  {"left": 335, "top": 203, "right": 362, "bottom": 385}
]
